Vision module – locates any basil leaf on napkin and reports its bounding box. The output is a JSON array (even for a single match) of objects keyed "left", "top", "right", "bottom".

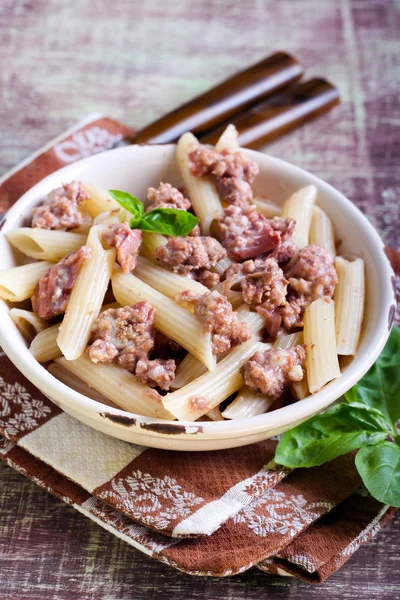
[
  {"left": 355, "top": 440, "right": 400, "bottom": 507},
  {"left": 108, "top": 189, "right": 199, "bottom": 236},
  {"left": 140, "top": 208, "right": 199, "bottom": 236},
  {"left": 275, "top": 326, "right": 400, "bottom": 507},
  {"left": 275, "top": 402, "right": 389, "bottom": 468},
  {"left": 344, "top": 326, "right": 400, "bottom": 431}
]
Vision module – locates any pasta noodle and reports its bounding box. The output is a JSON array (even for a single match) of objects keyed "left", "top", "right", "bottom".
[
  {"left": 176, "top": 132, "right": 224, "bottom": 235},
  {"left": 141, "top": 232, "right": 168, "bottom": 260},
  {"left": 135, "top": 256, "right": 207, "bottom": 300},
  {"left": 30, "top": 323, "right": 62, "bottom": 362},
  {"left": 7, "top": 228, "right": 87, "bottom": 261},
  {"left": 163, "top": 339, "right": 267, "bottom": 421},
  {"left": 253, "top": 198, "right": 282, "bottom": 219},
  {"left": 80, "top": 182, "right": 122, "bottom": 216},
  {"left": 56, "top": 355, "right": 174, "bottom": 419},
  {"left": 280, "top": 185, "right": 317, "bottom": 249},
  {"left": 215, "top": 123, "right": 239, "bottom": 153},
  {"left": 171, "top": 306, "right": 266, "bottom": 389},
  {"left": 222, "top": 387, "right": 274, "bottom": 419},
  {"left": 0, "top": 261, "right": 53, "bottom": 302},
  {"left": 212, "top": 256, "right": 234, "bottom": 276},
  {"left": 309, "top": 206, "right": 336, "bottom": 256},
  {"left": 48, "top": 363, "right": 116, "bottom": 406},
  {"left": 303, "top": 298, "right": 340, "bottom": 393},
  {"left": 112, "top": 271, "right": 216, "bottom": 371},
  {"left": 334, "top": 255, "right": 365, "bottom": 355},
  {"left": 57, "top": 226, "right": 116, "bottom": 360},
  {"left": 9, "top": 308, "right": 48, "bottom": 343}
]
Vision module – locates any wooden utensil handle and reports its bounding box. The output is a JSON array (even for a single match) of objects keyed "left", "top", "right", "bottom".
[
  {"left": 200, "top": 78, "right": 340, "bottom": 148},
  {"left": 134, "top": 52, "right": 303, "bottom": 144}
]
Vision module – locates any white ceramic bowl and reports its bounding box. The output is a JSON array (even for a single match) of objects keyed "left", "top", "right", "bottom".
[{"left": 0, "top": 145, "right": 395, "bottom": 450}]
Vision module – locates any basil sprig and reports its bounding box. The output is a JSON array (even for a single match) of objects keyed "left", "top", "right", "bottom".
[
  {"left": 275, "top": 326, "right": 400, "bottom": 507},
  {"left": 109, "top": 189, "right": 199, "bottom": 236}
]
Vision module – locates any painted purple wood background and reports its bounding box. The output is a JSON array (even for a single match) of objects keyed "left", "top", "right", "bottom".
[{"left": 0, "top": 0, "right": 399, "bottom": 598}]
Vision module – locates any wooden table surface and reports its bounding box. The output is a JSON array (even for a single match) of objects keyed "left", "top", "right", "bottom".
[{"left": 0, "top": 0, "right": 399, "bottom": 598}]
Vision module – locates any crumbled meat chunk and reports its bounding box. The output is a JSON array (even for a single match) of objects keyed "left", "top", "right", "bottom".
[
  {"left": 87, "top": 302, "right": 155, "bottom": 372},
  {"left": 281, "top": 244, "right": 338, "bottom": 329},
  {"left": 32, "top": 246, "right": 91, "bottom": 319},
  {"left": 268, "top": 241, "right": 297, "bottom": 264},
  {"left": 223, "top": 258, "right": 288, "bottom": 338},
  {"left": 135, "top": 358, "right": 176, "bottom": 390},
  {"left": 155, "top": 236, "right": 226, "bottom": 273},
  {"left": 218, "top": 204, "right": 281, "bottom": 260},
  {"left": 189, "top": 147, "right": 259, "bottom": 184},
  {"left": 31, "top": 181, "right": 88, "bottom": 230},
  {"left": 188, "top": 224, "right": 202, "bottom": 236},
  {"left": 181, "top": 290, "right": 250, "bottom": 354},
  {"left": 243, "top": 346, "right": 306, "bottom": 399},
  {"left": 195, "top": 268, "right": 220, "bottom": 288},
  {"left": 103, "top": 222, "right": 142, "bottom": 273},
  {"left": 215, "top": 177, "right": 253, "bottom": 209},
  {"left": 146, "top": 182, "right": 191, "bottom": 211},
  {"left": 270, "top": 217, "right": 296, "bottom": 241}
]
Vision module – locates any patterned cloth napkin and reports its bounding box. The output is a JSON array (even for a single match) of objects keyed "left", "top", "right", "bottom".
[{"left": 0, "top": 115, "right": 398, "bottom": 583}]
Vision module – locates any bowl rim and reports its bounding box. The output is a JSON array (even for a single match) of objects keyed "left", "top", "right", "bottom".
[{"left": 0, "top": 143, "right": 395, "bottom": 441}]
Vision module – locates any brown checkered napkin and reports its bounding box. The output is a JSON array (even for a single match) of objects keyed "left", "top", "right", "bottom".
[{"left": 0, "top": 116, "right": 398, "bottom": 582}]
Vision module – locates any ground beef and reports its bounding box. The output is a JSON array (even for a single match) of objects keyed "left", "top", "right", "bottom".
[
  {"left": 31, "top": 181, "right": 88, "bottom": 230},
  {"left": 32, "top": 246, "right": 91, "bottom": 319},
  {"left": 188, "top": 224, "right": 202, "bottom": 237},
  {"left": 180, "top": 290, "right": 250, "bottom": 354},
  {"left": 223, "top": 258, "right": 288, "bottom": 338},
  {"left": 155, "top": 236, "right": 226, "bottom": 273},
  {"left": 103, "top": 222, "right": 142, "bottom": 273},
  {"left": 134, "top": 358, "right": 176, "bottom": 390},
  {"left": 268, "top": 241, "right": 297, "bottom": 264},
  {"left": 189, "top": 147, "right": 259, "bottom": 184},
  {"left": 243, "top": 346, "right": 306, "bottom": 399},
  {"left": 215, "top": 177, "right": 253, "bottom": 209},
  {"left": 195, "top": 268, "right": 220, "bottom": 288},
  {"left": 87, "top": 302, "right": 155, "bottom": 372},
  {"left": 218, "top": 204, "right": 281, "bottom": 261},
  {"left": 270, "top": 217, "right": 296, "bottom": 242},
  {"left": 146, "top": 182, "right": 191, "bottom": 211},
  {"left": 281, "top": 244, "right": 338, "bottom": 329}
]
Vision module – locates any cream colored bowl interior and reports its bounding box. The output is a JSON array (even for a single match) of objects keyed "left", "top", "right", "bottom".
[{"left": 0, "top": 144, "right": 395, "bottom": 450}]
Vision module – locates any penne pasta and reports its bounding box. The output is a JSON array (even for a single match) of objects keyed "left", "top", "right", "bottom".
[
  {"left": 0, "top": 261, "right": 53, "bottom": 302},
  {"left": 253, "top": 198, "right": 282, "bottom": 219},
  {"left": 7, "top": 228, "right": 87, "bottom": 261},
  {"left": 141, "top": 232, "right": 168, "bottom": 260},
  {"left": 112, "top": 271, "right": 216, "bottom": 371},
  {"left": 212, "top": 256, "right": 234, "bottom": 276},
  {"left": 80, "top": 182, "right": 123, "bottom": 216},
  {"left": 303, "top": 298, "right": 340, "bottom": 393},
  {"left": 9, "top": 308, "right": 48, "bottom": 343},
  {"left": 171, "top": 306, "right": 266, "bottom": 389},
  {"left": 292, "top": 377, "right": 309, "bottom": 401},
  {"left": 309, "top": 206, "right": 336, "bottom": 256},
  {"left": 135, "top": 256, "right": 207, "bottom": 301},
  {"left": 176, "top": 132, "right": 224, "bottom": 235},
  {"left": 222, "top": 387, "right": 275, "bottom": 419},
  {"left": 57, "top": 226, "right": 116, "bottom": 360},
  {"left": 211, "top": 282, "right": 243, "bottom": 309},
  {"left": 280, "top": 185, "right": 317, "bottom": 249},
  {"left": 56, "top": 355, "right": 174, "bottom": 419},
  {"left": 30, "top": 323, "right": 62, "bottom": 362},
  {"left": 163, "top": 339, "right": 268, "bottom": 421},
  {"left": 48, "top": 362, "right": 116, "bottom": 406},
  {"left": 215, "top": 124, "right": 239, "bottom": 153},
  {"left": 334, "top": 255, "right": 365, "bottom": 355},
  {"left": 206, "top": 407, "right": 225, "bottom": 421},
  {"left": 273, "top": 331, "right": 303, "bottom": 349}
]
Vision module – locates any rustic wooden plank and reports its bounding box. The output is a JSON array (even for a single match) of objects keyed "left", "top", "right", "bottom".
[{"left": 0, "top": 0, "right": 399, "bottom": 597}]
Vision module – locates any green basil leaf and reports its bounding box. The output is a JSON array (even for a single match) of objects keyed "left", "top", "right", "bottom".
[
  {"left": 356, "top": 440, "right": 400, "bottom": 507},
  {"left": 109, "top": 189, "right": 144, "bottom": 220},
  {"left": 140, "top": 208, "right": 199, "bottom": 236},
  {"left": 344, "top": 327, "right": 400, "bottom": 432},
  {"left": 275, "top": 402, "right": 390, "bottom": 468}
]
